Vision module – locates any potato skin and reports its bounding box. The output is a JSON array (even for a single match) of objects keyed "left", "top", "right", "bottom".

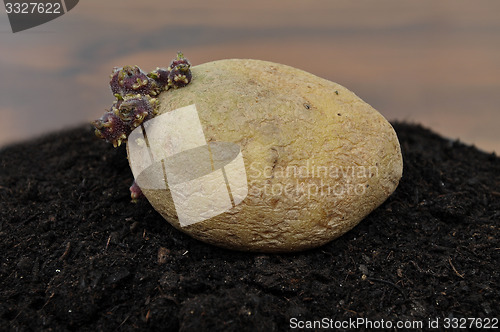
[{"left": 128, "top": 59, "right": 403, "bottom": 252}]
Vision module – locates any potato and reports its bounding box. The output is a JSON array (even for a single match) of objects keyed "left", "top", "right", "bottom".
[{"left": 127, "top": 59, "right": 403, "bottom": 252}]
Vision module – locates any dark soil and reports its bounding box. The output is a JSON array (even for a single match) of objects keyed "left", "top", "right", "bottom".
[{"left": 0, "top": 123, "right": 498, "bottom": 331}]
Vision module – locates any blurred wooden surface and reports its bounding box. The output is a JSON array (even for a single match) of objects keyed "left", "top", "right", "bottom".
[{"left": 0, "top": 0, "right": 499, "bottom": 153}]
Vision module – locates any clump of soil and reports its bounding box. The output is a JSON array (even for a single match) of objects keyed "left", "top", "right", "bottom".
[{"left": 0, "top": 123, "right": 498, "bottom": 331}]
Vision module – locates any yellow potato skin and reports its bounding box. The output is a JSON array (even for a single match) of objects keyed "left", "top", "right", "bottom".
[{"left": 129, "top": 59, "right": 403, "bottom": 252}]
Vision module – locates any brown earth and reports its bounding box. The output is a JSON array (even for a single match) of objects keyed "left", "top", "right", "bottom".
[{"left": 0, "top": 123, "right": 498, "bottom": 331}]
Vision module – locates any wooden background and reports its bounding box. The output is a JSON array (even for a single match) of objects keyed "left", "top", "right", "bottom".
[{"left": 1, "top": 0, "right": 499, "bottom": 153}]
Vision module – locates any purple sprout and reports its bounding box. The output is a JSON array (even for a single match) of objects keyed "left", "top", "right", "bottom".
[
  {"left": 168, "top": 64, "right": 192, "bottom": 89},
  {"left": 148, "top": 67, "right": 170, "bottom": 90},
  {"left": 129, "top": 180, "right": 144, "bottom": 202},
  {"left": 93, "top": 52, "right": 193, "bottom": 201},
  {"left": 109, "top": 65, "right": 159, "bottom": 97},
  {"left": 167, "top": 52, "right": 192, "bottom": 88},
  {"left": 92, "top": 110, "right": 130, "bottom": 148},
  {"left": 115, "top": 94, "right": 158, "bottom": 129},
  {"left": 168, "top": 51, "right": 191, "bottom": 69}
]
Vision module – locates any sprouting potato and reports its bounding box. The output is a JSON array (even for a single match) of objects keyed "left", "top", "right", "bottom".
[{"left": 128, "top": 59, "right": 403, "bottom": 252}]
